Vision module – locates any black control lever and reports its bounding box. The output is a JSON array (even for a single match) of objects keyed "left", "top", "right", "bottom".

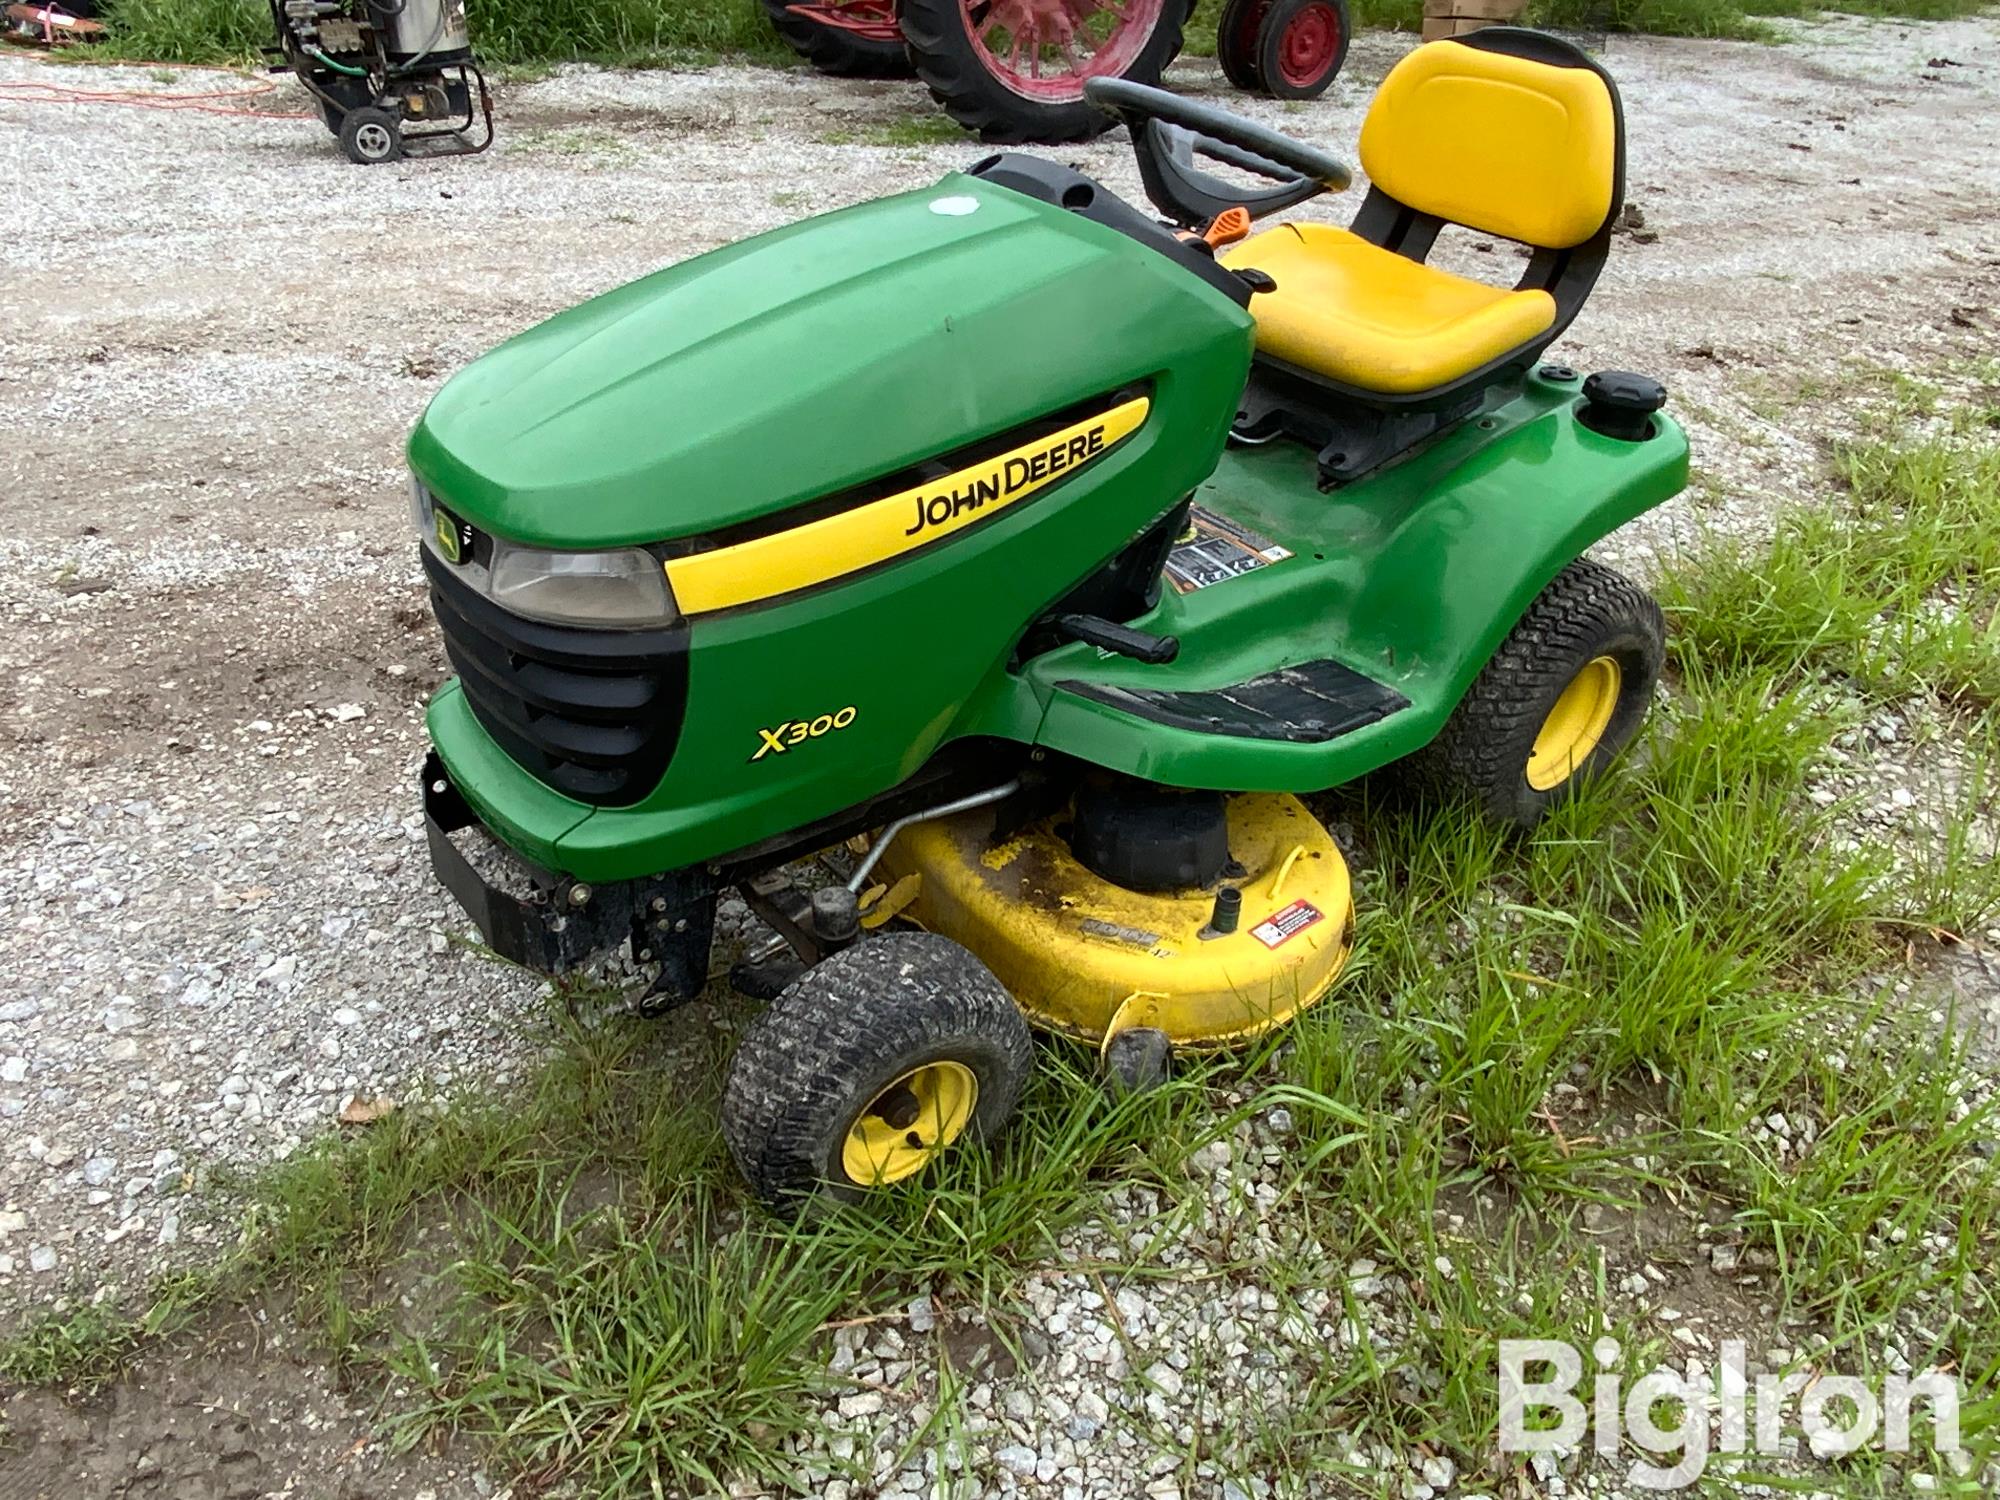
[{"left": 1057, "top": 613, "right": 1180, "bottom": 664}]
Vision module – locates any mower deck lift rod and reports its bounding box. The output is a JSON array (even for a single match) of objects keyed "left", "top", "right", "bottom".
[{"left": 846, "top": 779, "right": 1024, "bottom": 894}]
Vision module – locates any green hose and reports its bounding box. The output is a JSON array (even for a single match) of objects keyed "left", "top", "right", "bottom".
[{"left": 308, "top": 47, "right": 369, "bottom": 76}]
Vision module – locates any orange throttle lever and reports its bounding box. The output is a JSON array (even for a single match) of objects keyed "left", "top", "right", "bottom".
[{"left": 1202, "top": 206, "right": 1251, "bottom": 249}]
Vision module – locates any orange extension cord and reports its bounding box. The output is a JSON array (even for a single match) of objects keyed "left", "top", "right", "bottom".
[{"left": 0, "top": 51, "right": 313, "bottom": 118}]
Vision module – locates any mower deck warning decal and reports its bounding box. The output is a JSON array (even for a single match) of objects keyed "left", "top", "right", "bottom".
[
  {"left": 1165, "top": 506, "right": 1293, "bottom": 594},
  {"left": 1250, "top": 899, "right": 1323, "bottom": 949}
]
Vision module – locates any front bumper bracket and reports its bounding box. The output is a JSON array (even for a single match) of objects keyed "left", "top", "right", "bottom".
[{"left": 421, "top": 753, "right": 715, "bottom": 1005}]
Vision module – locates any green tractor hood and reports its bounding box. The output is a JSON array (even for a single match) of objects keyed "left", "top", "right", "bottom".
[{"left": 407, "top": 173, "right": 1251, "bottom": 548}]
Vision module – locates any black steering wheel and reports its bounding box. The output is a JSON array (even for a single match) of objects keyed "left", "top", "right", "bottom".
[{"left": 1084, "top": 77, "right": 1353, "bottom": 229}]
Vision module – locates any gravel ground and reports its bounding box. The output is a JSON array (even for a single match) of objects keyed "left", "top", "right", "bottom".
[{"left": 2, "top": 12, "right": 1998, "bottom": 1497}]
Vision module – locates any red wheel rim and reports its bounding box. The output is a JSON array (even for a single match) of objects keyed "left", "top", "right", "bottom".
[
  {"left": 963, "top": 0, "right": 1169, "bottom": 101},
  {"left": 786, "top": 1, "right": 901, "bottom": 42},
  {"left": 1275, "top": 0, "right": 1341, "bottom": 89}
]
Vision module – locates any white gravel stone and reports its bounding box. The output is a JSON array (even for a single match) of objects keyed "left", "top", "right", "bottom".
[{"left": 995, "top": 1445, "right": 1039, "bottom": 1478}]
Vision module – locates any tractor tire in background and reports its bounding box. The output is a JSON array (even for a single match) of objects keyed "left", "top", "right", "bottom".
[
  {"left": 1253, "top": 0, "right": 1348, "bottom": 100},
  {"left": 1406, "top": 558, "right": 1665, "bottom": 828},
  {"left": 901, "top": 0, "right": 1191, "bottom": 143},
  {"left": 1215, "top": 0, "right": 1271, "bottom": 90},
  {"left": 760, "top": 0, "right": 915, "bottom": 77}
]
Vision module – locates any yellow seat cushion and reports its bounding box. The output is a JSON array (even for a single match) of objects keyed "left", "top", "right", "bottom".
[
  {"left": 1361, "top": 40, "right": 1617, "bottom": 251},
  {"left": 1221, "top": 223, "right": 1557, "bottom": 395}
]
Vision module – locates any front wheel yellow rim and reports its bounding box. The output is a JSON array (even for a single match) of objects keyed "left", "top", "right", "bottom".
[
  {"left": 840, "top": 1061, "right": 979, "bottom": 1187},
  {"left": 1527, "top": 655, "right": 1622, "bottom": 791}
]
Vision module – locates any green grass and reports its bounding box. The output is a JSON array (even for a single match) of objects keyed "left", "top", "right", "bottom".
[
  {"left": 7, "top": 423, "right": 1999, "bottom": 1494},
  {"left": 90, "top": 0, "right": 2000, "bottom": 70},
  {"left": 513, "top": 123, "right": 637, "bottom": 163},
  {"left": 1660, "top": 437, "right": 2000, "bottom": 721},
  {"left": 1528, "top": 0, "right": 1995, "bottom": 38},
  {"left": 96, "top": 0, "right": 270, "bottom": 62},
  {"left": 819, "top": 113, "right": 970, "bottom": 147},
  {"left": 0, "top": 1274, "right": 207, "bottom": 1393},
  {"left": 95, "top": 0, "right": 794, "bottom": 66}
]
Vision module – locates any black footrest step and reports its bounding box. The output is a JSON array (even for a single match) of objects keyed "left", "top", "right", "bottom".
[{"left": 1058, "top": 658, "right": 1408, "bottom": 744}]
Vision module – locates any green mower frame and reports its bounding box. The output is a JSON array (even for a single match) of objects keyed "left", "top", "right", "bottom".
[{"left": 414, "top": 35, "right": 1687, "bottom": 1202}]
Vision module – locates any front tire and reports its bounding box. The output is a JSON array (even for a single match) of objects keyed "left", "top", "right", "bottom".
[
  {"left": 722, "top": 932, "right": 1034, "bottom": 1205},
  {"left": 1410, "top": 558, "right": 1664, "bottom": 828}
]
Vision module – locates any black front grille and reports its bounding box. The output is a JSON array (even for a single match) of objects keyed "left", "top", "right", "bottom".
[{"left": 424, "top": 547, "right": 689, "bottom": 806}]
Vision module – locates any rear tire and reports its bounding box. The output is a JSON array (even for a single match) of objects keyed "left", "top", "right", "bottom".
[
  {"left": 1407, "top": 558, "right": 1664, "bottom": 829},
  {"left": 722, "top": 932, "right": 1034, "bottom": 1206},
  {"left": 759, "top": 0, "right": 915, "bottom": 77},
  {"left": 900, "top": 0, "right": 1189, "bottom": 144}
]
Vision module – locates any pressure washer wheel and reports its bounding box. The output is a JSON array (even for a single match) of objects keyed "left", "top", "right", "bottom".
[
  {"left": 901, "top": 0, "right": 1189, "bottom": 143},
  {"left": 1412, "top": 558, "right": 1665, "bottom": 827},
  {"left": 338, "top": 106, "right": 404, "bottom": 165},
  {"left": 1254, "top": 0, "right": 1348, "bottom": 100},
  {"left": 722, "top": 932, "right": 1034, "bottom": 1205},
  {"left": 759, "top": 0, "right": 914, "bottom": 77}
]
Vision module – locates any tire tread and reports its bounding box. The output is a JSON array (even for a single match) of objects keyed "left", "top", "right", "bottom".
[
  {"left": 1406, "top": 557, "right": 1664, "bottom": 827},
  {"left": 760, "top": 0, "right": 914, "bottom": 78},
  {"left": 722, "top": 932, "right": 1034, "bottom": 1204}
]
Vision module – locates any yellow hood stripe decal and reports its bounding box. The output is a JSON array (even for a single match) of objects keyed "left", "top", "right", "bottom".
[{"left": 664, "top": 396, "right": 1150, "bottom": 616}]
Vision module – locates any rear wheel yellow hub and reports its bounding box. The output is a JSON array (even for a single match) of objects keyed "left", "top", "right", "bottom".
[
  {"left": 1527, "top": 655, "right": 1622, "bottom": 790},
  {"left": 840, "top": 1061, "right": 978, "bottom": 1187}
]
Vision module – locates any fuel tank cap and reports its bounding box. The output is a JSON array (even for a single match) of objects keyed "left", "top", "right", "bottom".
[{"left": 1579, "top": 370, "right": 1667, "bottom": 442}]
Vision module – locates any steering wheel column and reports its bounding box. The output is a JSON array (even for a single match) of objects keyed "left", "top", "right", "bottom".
[{"left": 1083, "top": 77, "right": 1353, "bottom": 229}]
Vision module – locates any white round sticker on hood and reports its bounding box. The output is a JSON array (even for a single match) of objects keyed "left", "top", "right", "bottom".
[{"left": 929, "top": 195, "right": 981, "bottom": 216}]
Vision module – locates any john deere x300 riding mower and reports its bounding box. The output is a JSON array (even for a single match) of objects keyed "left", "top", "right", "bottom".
[{"left": 413, "top": 30, "right": 1687, "bottom": 1204}]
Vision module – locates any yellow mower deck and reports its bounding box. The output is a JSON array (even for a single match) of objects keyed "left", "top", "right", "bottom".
[{"left": 877, "top": 793, "right": 1352, "bottom": 1047}]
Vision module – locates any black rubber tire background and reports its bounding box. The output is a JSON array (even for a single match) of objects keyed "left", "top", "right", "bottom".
[
  {"left": 1216, "top": 0, "right": 1270, "bottom": 92},
  {"left": 722, "top": 931, "right": 1035, "bottom": 1206},
  {"left": 1405, "top": 557, "right": 1665, "bottom": 829},
  {"left": 759, "top": 0, "right": 915, "bottom": 78},
  {"left": 1253, "top": 0, "right": 1349, "bottom": 101},
  {"left": 900, "top": 0, "right": 1191, "bottom": 143}
]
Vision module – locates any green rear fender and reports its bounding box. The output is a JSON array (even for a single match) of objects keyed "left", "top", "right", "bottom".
[{"left": 1027, "top": 384, "right": 1691, "bottom": 789}]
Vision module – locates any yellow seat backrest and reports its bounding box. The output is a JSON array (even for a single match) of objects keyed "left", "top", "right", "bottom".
[{"left": 1357, "top": 38, "right": 1617, "bottom": 251}]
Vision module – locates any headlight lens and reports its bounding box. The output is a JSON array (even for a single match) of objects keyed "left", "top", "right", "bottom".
[
  {"left": 410, "top": 473, "right": 677, "bottom": 628},
  {"left": 489, "top": 541, "right": 676, "bottom": 627}
]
